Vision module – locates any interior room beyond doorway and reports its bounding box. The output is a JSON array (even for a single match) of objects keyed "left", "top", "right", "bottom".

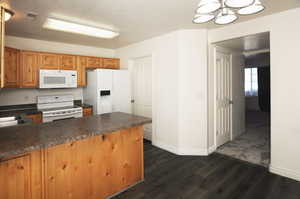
[{"left": 213, "top": 32, "right": 271, "bottom": 167}]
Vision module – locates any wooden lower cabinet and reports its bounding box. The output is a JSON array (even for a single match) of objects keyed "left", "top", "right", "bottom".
[
  {"left": 83, "top": 107, "right": 93, "bottom": 116},
  {"left": 26, "top": 113, "right": 42, "bottom": 124},
  {"left": 0, "top": 150, "right": 43, "bottom": 199},
  {"left": 0, "top": 126, "right": 144, "bottom": 199}
]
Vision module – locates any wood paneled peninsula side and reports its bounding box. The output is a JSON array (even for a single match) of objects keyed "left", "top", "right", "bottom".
[{"left": 0, "top": 112, "right": 151, "bottom": 199}]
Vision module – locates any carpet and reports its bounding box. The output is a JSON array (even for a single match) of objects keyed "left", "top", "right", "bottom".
[{"left": 216, "top": 111, "right": 270, "bottom": 167}]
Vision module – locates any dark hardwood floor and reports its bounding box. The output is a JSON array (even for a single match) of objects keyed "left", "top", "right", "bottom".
[{"left": 113, "top": 141, "right": 300, "bottom": 199}]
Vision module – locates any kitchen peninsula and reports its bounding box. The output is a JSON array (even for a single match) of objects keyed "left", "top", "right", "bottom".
[{"left": 0, "top": 112, "right": 151, "bottom": 199}]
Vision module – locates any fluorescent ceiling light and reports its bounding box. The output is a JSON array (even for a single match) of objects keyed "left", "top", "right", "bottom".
[{"left": 43, "top": 18, "right": 119, "bottom": 39}]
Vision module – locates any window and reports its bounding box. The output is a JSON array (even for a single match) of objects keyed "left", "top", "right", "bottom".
[{"left": 245, "top": 68, "right": 258, "bottom": 96}]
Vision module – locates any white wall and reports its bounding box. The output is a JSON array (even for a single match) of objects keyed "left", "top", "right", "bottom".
[
  {"left": 177, "top": 30, "right": 208, "bottom": 155},
  {"left": 116, "top": 31, "right": 180, "bottom": 153},
  {"left": 116, "top": 29, "right": 208, "bottom": 155},
  {"left": 1, "top": 36, "right": 115, "bottom": 106},
  {"left": 0, "top": 88, "right": 82, "bottom": 106},
  {"left": 208, "top": 8, "right": 300, "bottom": 181}
]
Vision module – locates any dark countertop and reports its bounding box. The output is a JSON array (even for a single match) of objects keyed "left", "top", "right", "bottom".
[
  {"left": 0, "top": 104, "right": 41, "bottom": 117},
  {"left": 81, "top": 104, "right": 93, "bottom": 109},
  {"left": 0, "top": 101, "right": 92, "bottom": 117},
  {"left": 0, "top": 112, "right": 151, "bottom": 161},
  {"left": 74, "top": 100, "right": 93, "bottom": 109}
]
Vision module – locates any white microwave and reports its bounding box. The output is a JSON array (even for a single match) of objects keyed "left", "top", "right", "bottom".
[{"left": 39, "top": 70, "right": 77, "bottom": 88}]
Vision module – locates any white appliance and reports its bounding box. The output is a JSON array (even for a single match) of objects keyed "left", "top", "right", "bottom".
[
  {"left": 39, "top": 70, "right": 77, "bottom": 88},
  {"left": 83, "top": 69, "right": 131, "bottom": 115},
  {"left": 0, "top": 117, "right": 18, "bottom": 128},
  {"left": 37, "top": 95, "right": 83, "bottom": 123}
]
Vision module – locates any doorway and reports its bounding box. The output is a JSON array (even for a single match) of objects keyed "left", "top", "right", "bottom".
[
  {"left": 213, "top": 32, "right": 271, "bottom": 167},
  {"left": 131, "top": 56, "right": 153, "bottom": 141}
]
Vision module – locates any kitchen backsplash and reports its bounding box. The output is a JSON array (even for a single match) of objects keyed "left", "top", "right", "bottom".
[{"left": 0, "top": 88, "right": 83, "bottom": 106}]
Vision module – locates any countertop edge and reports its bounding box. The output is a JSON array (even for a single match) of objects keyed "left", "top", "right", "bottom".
[{"left": 0, "top": 113, "right": 151, "bottom": 161}]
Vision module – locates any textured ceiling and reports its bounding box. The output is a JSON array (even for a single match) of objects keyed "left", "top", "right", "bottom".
[{"left": 4, "top": 0, "right": 300, "bottom": 49}]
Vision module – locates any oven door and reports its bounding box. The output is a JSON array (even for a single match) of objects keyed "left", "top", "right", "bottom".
[
  {"left": 42, "top": 109, "right": 83, "bottom": 123},
  {"left": 39, "top": 70, "right": 77, "bottom": 88}
]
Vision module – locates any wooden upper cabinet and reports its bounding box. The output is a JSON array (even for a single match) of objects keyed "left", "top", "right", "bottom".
[
  {"left": 98, "top": 57, "right": 103, "bottom": 68},
  {"left": 60, "top": 54, "right": 76, "bottom": 70},
  {"left": 39, "top": 53, "right": 59, "bottom": 70},
  {"left": 4, "top": 47, "right": 20, "bottom": 88},
  {"left": 103, "top": 58, "right": 120, "bottom": 69},
  {"left": 76, "top": 56, "right": 87, "bottom": 87},
  {"left": 86, "top": 57, "right": 103, "bottom": 69},
  {"left": 20, "top": 51, "right": 39, "bottom": 88}
]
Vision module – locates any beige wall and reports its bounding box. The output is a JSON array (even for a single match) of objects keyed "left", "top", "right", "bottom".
[
  {"left": 208, "top": 8, "right": 300, "bottom": 181},
  {"left": 0, "top": 88, "right": 82, "bottom": 106}
]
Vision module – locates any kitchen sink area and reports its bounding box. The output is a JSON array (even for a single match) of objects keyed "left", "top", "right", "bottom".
[{"left": 0, "top": 115, "right": 32, "bottom": 128}]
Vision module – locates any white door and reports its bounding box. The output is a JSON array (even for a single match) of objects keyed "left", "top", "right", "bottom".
[
  {"left": 216, "top": 50, "right": 232, "bottom": 147},
  {"left": 132, "top": 56, "right": 152, "bottom": 141}
]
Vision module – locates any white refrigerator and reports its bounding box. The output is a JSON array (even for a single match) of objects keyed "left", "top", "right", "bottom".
[{"left": 83, "top": 69, "right": 131, "bottom": 115}]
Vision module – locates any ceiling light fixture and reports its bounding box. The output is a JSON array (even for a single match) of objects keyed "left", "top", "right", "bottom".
[
  {"left": 237, "top": 0, "right": 265, "bottom": 15},
  {"left": 193, "top": 0, "right": 265, "bottom": 25},
  {"left": 197, "top": 0, "right": 221, "bottom": 14},
  {"left": 4, "top": 8, "right": 14, "bottom": 21},
  {"left": 215, "top": 8, "right": 237, "bottom": 25},
  {"left": 43, "top": 18, "right": 119, "bottom": 39},
  {"left": 224, "top": 0, "right": 254, "bottom": 8},
  {"left": 193, "top": 14, "right": 215, "bottom": 23}
]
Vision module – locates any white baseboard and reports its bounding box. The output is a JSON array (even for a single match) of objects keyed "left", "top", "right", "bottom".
[
  {"left": 177, "top": 147, "right": 208, "bottom": 156},
  {"left": 152, "top": 140, "right": 179, "bottom": 155},
  {"left": 208, "top": 145, "right": 216, "bottom": 155},
  {"left": 152, "top": 140, "right": 210, "bottom": 156},
  {"left": 269, "top": 165, "right": 300, "bottom": 182}
]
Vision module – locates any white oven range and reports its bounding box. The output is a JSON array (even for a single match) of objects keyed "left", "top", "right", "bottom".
[{"left": 37, "top": 95, "right": 83, "bottom": 123}]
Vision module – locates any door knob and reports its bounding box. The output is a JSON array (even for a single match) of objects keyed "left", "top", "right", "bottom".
[
  {"left": 229, "top": 100, "right": 234, "bottom": 105},
  {"left": 131, "top": 100, "right": 135, "bottom": 103}
]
